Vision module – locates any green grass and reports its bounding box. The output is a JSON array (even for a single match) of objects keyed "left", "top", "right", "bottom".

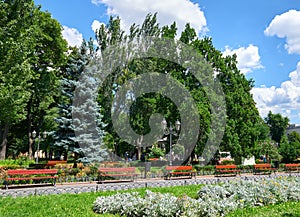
[
  {"left": 0, "top": 184, "right": 299, "bottom": 217},
  {"left": 0, "top": 185, "right": 200, "bottom": 217},
  {"left": 228, "top": 201, "right": 300, "bottom": 217}
]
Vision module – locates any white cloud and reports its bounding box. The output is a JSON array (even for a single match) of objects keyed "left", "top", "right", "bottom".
[
  {"left": 223, "top": 44, "right": 263, "bottom": 74},
  {"left": 62, "top": 26, "right": 83, "bottom": 47},
  {"left": 91, "top": 0, "right": 207, "bottom": 36},
  {"left": 91, "top": 20, "right": 105, "bottom": 33},
  {"left": 252, "top": 61, "right": 300, "bottom": 123},
  {"left": 264, "top": 10, "right": 300, "bottom": 54}
]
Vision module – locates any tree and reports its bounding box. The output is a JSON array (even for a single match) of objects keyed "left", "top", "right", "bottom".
[
  {"left": 265, "top": 111, "right": 289, "bottom": 144},
  {"left": 279, "top": 131, "right": 300, "bottom": 162},
  {"left": 254, "top": 139, "right": 281, "bottom": 162},
  {"left": 193, "top": 37, "right": 263, "bottom": 161},
  {"left": 0, "top": 0, "right": 37, "bottom": 159},
  {"left": 0, "top": 0, "right": 68, "bottom": 160},
  {"left": 54, "top": 39, "right": 97, "bottom": 164},
  {"left": 94, "top": 13, "right": 264, "bottom": 164},
  {"left": 24, "top": 3, "right": 68, "bottom": 160},
  {"left": 72, "top": 65, "right": 109, "bottom": 164}
]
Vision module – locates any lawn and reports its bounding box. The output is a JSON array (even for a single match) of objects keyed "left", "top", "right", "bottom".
[
  {"left": 0, "top": 183, "right": 300, "bottom": 217},
  {"left": 0, "top": 185, "right": 199, "bottom": 217}
]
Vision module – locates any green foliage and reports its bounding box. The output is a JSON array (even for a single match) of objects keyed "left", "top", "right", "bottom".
[
  {"left": 148, "top": 145, "right": 165, "bottom": 158},
  {"left": 265, "top": 111, "right": 289, "bottom": 144},
  {"left": 72, "top": 68, "right": 109, "bottom": 164},
  {"left": 95, "top": 13, "right": 257, "bottom": 163},
  {"left": 0, "top": 0, "right": 68, "bottom": 159},
  {"left": 280, "top": 134, "right": 300, "bottom": 163},
  {"left": 1, "top": 7, "right": 271, "bottom": 164},
  {"left": 54, "top": 40, "right": 94, "bottom": 162},
  {"left": 221, "top": 159, "right": 235, "bottom": 165},
  {"left": 254, "top": 139, "right": 282, "bottom": 161},
  {"left": 0, "top": 157, "right": 34, "bottom": 166}
]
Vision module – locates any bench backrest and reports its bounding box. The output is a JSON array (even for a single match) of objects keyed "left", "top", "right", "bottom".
[
  {"left": 166, "top": 166, "right": 193, "bottom": 171},
  {"left": 99, "top": 167, "right": 136, "bottom": 173},
  {"left": 285, "top": 163, "right": 299, "bottom": 167},
  {"left": 47, "top": 160, "right": 67, "bottom": 166},
  {"left": 254, "top": 164, "right": 271, "bottom": 168},
  {"left": 215, "top": 165, "right": 237, "bottom": 169},
  {"left": 7, "top": 169, "right": 58, "bottom": 175}
]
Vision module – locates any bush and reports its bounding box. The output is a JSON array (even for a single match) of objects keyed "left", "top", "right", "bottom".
[
  {"left": 221, "top": 159, "right": 235, "bottom": 165},
  {"left": 93, "top": 177, "right": 300, "bottom": 217}
]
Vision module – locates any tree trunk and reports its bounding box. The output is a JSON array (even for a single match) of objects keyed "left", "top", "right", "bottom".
[
  {"left": 0, "top": 123, "right": 9, "bottom": 160},
  {"left": 27, "top": 96, "right": 33, "bottom": 159},
  {"left": 137, "top": 146, "right": 141, "bottom": 160}
]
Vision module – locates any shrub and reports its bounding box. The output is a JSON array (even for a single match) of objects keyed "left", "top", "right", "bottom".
[
  {"left": 221, "top": 159, "right": 235, "bottom": 165},
  {"left": 93, "top": 177, "right": 300, "bottom": 217}
]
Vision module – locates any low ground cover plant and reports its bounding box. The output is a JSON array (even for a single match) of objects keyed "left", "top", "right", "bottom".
[{"left": 93, "top": 177, "right": 300, "bottom": 217}]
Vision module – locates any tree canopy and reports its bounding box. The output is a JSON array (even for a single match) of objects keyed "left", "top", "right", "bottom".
[{"left": 1, "top": 3, "right": 293, "bottom": 164}]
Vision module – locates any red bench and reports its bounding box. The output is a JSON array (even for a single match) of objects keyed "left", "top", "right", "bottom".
[
  {"left": 253, "top": 164, "right": 276, "bottom": 175},
  {"left": 98, "top": 167, "right": 137, "bottom": 183},
  {"left": 284, "top": 163, "right": 300, "bottom": 173},
  {"left": 165, "top": 165, "right": 196, "bottom": 180},
  {"left": 215, "top": 165, "right": 241, "bottom": 177},
  {"left": 4, "top": 169, "right": 58, "bottom": 189},
  {"left": 46, "top": 160, "right": 67, "bottom": 168}
]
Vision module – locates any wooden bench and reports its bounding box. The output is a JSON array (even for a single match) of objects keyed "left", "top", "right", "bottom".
[
  {"left": 253, "top": 164, "right": 276, "bottom": 175},
  {"left": 4, "top": 169, "right": 58, "bottom": 189},
  {"left": 98, "top": 167, "right": 137, "bottom": 183},
  {"left": 284, "top": 163, "right": 300, "bottom": 173},
  {"left": 29, "top": 160, "right": 67, "bottom": 169},
  {"left": 215, "top": 165, "right": 241, "bottom": 177},
  {"left": 46, "top": 160, "right": 67, "bottom": 168},
  {"left": 164, "top": 165, "right": 196, "bottom": 180}
]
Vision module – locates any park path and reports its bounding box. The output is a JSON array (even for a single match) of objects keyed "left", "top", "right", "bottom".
[{"left": 1, "top": 172, "right": 299, "bottom": 198}]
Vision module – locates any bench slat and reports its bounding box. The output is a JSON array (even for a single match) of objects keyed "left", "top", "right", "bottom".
[
  {"left": 284, "top": 163, "right": 300, "bottom": 173},
  {"left": 6, "top": 176, "right": 57, "bottom": 181},
  {"left": 165, "top": 165, "right": 196, "bottom": 180},
  {"left": 7, "top": 169, "right": 58, "bottom": 175},
  {"left": 253, "top": 164, "right": 276, "bottom": 175},
  {"left": 98, "top": 167, "right": 137, "bottom": 183},
  {"left": 215, "top": 165, "right": 240, "bottom": 177}
]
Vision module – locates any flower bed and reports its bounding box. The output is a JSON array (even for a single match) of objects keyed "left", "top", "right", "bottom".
[{"left": 93, "top": 177, "right": 300, "bottom": 217}]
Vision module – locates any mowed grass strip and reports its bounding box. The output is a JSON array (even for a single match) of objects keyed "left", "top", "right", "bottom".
[
  {"left": 228, "top": 201, "right": 300, "bottom": 217},
  {"left": 0, "top": 184, "right": 300, "bottom": 217},
  {"left": 0, "top": 185, "right": 200, "bottom": 217}
]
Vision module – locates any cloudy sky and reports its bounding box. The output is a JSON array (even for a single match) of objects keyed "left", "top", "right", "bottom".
[{"left": 35, "top": 0, "right": 300, "bottom": 123}]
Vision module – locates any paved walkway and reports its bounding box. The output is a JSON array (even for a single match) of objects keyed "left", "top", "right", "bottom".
[{"left": 1, "top": 172, "right": 299, "bottom": 198}]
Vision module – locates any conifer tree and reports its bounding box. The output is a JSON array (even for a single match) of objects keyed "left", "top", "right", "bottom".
[{"left": 55, "top": 40, "right": 108, "bottom": 164}]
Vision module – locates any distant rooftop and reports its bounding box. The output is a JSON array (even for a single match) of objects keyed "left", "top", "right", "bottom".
[
  {"left": 287, "top": 124, "right": 300, "bottom": 129},
  {"left": 286, "top": 124, "right": 300, "bottom": 135}
]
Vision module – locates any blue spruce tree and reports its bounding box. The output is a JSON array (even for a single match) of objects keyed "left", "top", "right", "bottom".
[{"left": 55, "top": 40, "right": 108, "bottom": 165}]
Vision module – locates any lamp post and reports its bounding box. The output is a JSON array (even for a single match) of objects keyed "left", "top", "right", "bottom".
[
  {"left": 32, "top": 130, "right": 47, "bottom": 163},
  {"left": 161, "top": 118, "right": 181, "bottom": 166}
]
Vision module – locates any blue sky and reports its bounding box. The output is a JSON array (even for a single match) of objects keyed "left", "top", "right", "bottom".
[{"left": 35, "top": 0, "right": 300, "bottom": 124}]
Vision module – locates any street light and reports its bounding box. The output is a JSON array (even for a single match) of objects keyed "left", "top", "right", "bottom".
[
  {"left": 161, "top": 118, "right": 181, "bottom": 166},
  {"left": 32, "top": 130, "right": 47, "bottom": 163}
]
